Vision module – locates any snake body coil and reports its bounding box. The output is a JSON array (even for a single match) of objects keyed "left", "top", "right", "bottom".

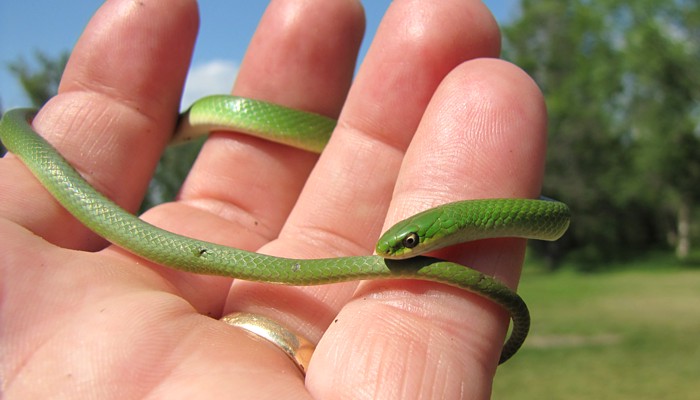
[{"left": 0, "top": 95, "right": 570, "bottom": 364}]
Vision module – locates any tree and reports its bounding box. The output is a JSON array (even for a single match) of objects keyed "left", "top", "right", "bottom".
[
  {"left": 621, "top": 1, "right": 700, "bottom": 259},
  {"left": 139, "top": 139, "right": 203, "bottom": 212},
  {"left": 502, "top": 0, "right": 699, "bottom": 267},
  {"left": 8, "top": 51, "right": 69, "bottom": 108}
]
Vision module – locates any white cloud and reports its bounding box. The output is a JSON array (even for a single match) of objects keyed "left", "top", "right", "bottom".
[{"left": 180, "top": 60, "right": 239, "bottom": 110}]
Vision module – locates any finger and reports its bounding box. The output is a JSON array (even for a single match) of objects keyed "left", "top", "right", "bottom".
[
  {"left": 138, "top": 0, "right": 366, "bottom": 378},
  {"left": 386, "top": 59, "right": 546, "bottom": 287},
  {"left": 309, "top": 60, "right": 547, "bottom": 398},
  {"left": 0, "top": 0, "right": 197, "bottom": 250},
  {"left": 163, "top": 0, "right": 362, "bottom": 251}
]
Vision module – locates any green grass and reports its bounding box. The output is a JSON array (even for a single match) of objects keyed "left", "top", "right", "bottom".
[{"left": 492, "top": 262, "right": 700, "bottom": 399}]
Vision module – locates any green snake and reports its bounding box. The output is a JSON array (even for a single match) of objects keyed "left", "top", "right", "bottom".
[{"left": 0, "top": 95, "right": 570, "bottom": 364}]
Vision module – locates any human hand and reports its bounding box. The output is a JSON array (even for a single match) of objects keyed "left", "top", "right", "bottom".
[{"left": 0, "top": 0, "right": 547, "bottom": 398}]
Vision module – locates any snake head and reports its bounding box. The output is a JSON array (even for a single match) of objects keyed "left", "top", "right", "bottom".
[
  {"left": 375, "top": 221, "right": 424, "bottom": 259},
  {"left": 376, "top": 203, "right": 461, "bottom": 259}
]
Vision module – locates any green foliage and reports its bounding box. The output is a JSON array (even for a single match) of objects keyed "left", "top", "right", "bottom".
[
  {"left": 504, "top": 0, "right": 700, "bottom": 268},
  {"left": 139, "top": 138, "right": 204, "bottom": 212},
  {"left": 7, "top": 51, "right": 69, "bottom": 108}
]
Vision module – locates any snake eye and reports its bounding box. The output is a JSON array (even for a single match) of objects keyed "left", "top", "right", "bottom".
[{"left": 401, "top": 232, "right": 420, "bottom": 249}]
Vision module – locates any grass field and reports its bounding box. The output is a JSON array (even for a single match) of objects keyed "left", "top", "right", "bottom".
[{"left": 492, "top": 261, "right": 700, "bottom": 399}]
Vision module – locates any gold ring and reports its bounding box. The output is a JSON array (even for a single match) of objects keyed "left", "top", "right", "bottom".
[{"left": 220, "top": 312, "right": 315, "bottom": 375}]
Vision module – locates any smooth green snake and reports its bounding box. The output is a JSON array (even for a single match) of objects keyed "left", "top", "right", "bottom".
[{"left": 0, "top": 95, "right": 570, "bottom": 364}]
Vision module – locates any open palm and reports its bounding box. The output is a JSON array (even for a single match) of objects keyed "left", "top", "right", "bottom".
[{"left": 0, "top": 0, "right": 547, "bottom": 398}]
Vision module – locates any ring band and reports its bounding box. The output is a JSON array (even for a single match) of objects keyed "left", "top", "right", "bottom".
[{"left": 220, "top": 312, "right": 315, "bottom": 375}]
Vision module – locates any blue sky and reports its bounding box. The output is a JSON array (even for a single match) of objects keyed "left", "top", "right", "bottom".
[{"left": 0, "top": 1, "right": 519, "bottom": 110}]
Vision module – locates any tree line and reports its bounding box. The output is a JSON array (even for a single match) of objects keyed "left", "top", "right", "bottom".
[{"left": 504, "top": 0, "right": 699, "bottom": 268}]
